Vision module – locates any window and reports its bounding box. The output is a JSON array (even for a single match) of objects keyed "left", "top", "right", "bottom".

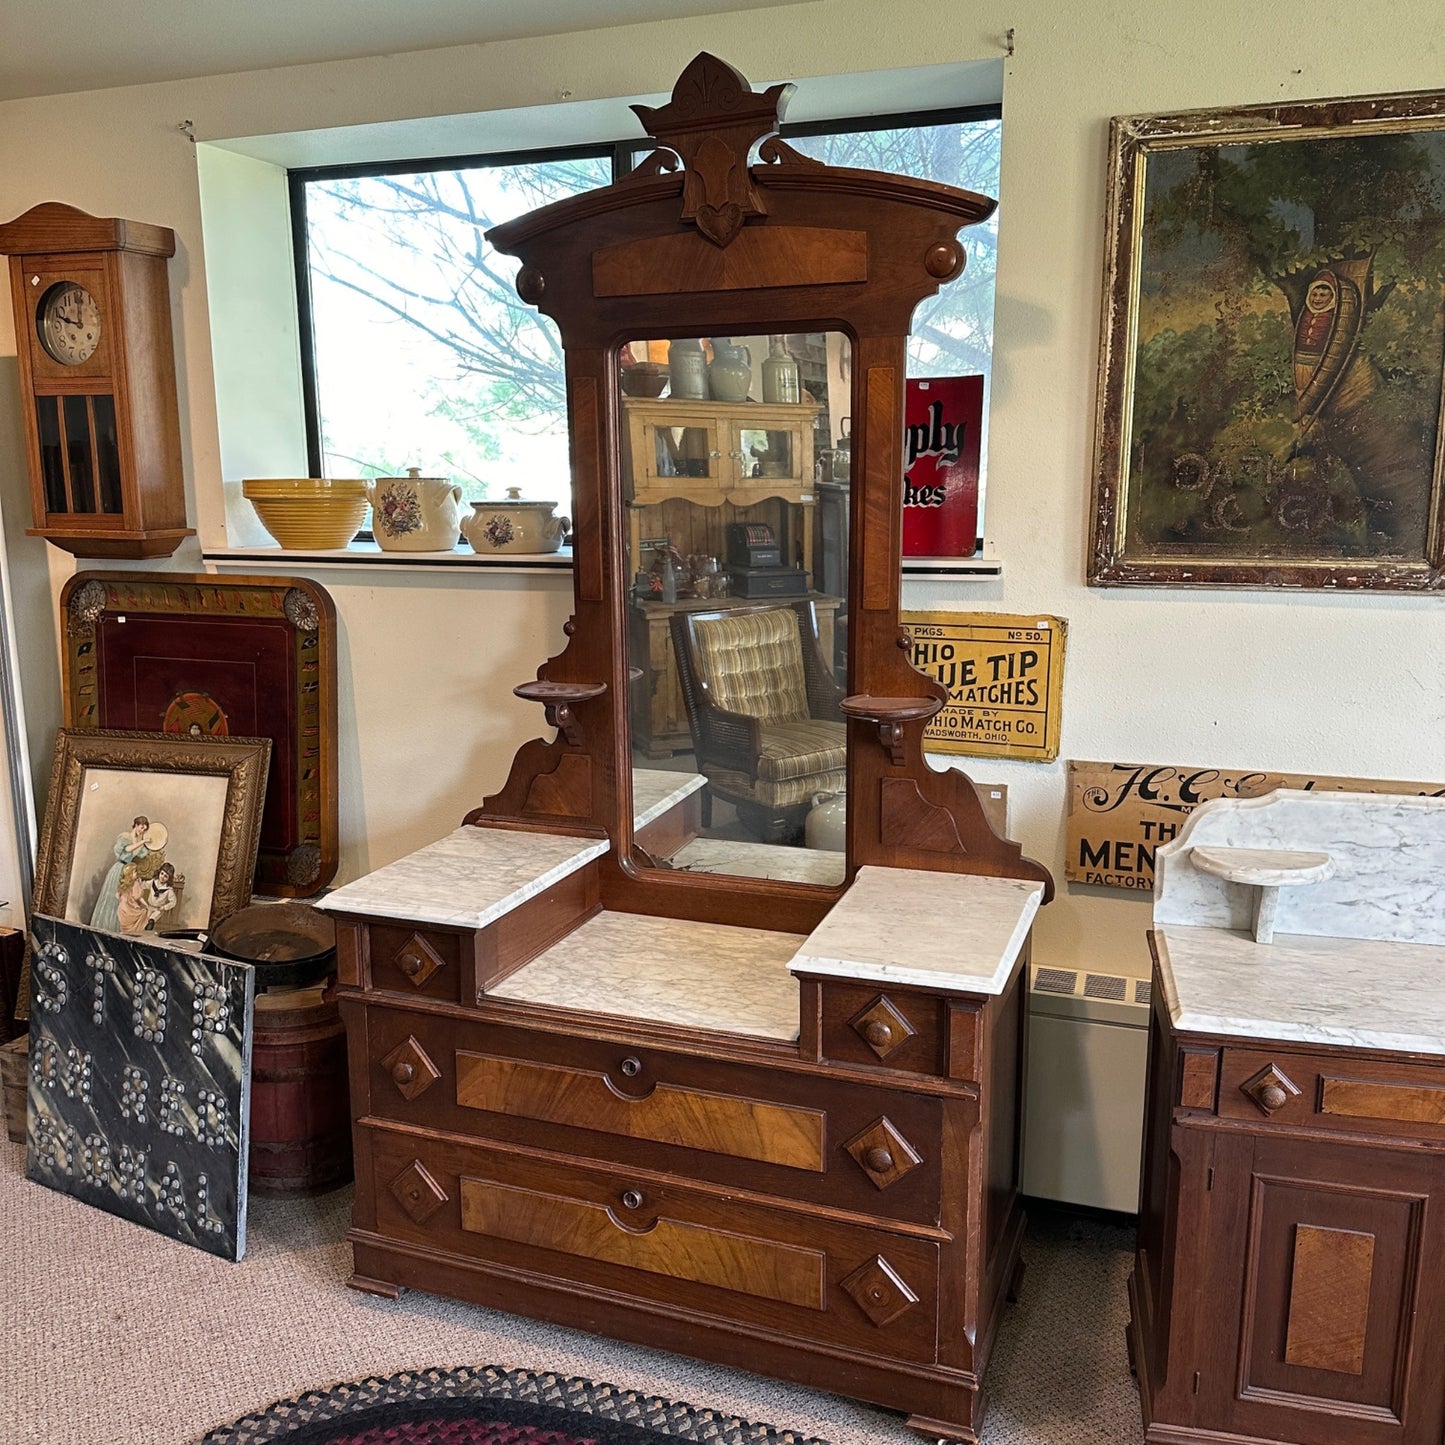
[{"left": 292, "top": 104, "right": 1000, "bottom": 517}]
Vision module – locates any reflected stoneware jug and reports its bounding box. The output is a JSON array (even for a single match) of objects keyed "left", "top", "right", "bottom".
[
  {"left": 366, "top": 468, "right": 464, "bottom": 551},
  {"left": 708, "top": 338, "right": 752, "bottom": 402}
]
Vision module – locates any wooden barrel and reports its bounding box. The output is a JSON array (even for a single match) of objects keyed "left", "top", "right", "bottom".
[
  {"left": 248, "top": 984, "right": 352, "bottom": 1196},
  {"left": 1, "top": 1035, "right": 25, "bottom": 1144}
]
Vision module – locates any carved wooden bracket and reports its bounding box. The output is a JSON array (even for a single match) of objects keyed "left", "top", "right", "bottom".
[
  {"left": 839, "top": 695, "right": 943, "bottom": 767},
  {"left": 513, "top": 680, "right": 608, "bottom": 748},
  {"left": 630, "top": 52, "right": 792, "bottom": 247}
]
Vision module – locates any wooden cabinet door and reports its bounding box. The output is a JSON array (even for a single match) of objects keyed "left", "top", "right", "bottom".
[{"left": 1206, "top": 1131, "right": 1445, "bottom": 1445}]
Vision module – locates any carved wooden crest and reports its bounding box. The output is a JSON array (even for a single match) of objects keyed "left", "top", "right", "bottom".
[{"left": 630, "top": 52, "right": 793, "bottom": 247}]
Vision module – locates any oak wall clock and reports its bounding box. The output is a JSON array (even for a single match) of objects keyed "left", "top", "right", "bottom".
[{"left": 0, "top": 202, "right": 192, "bottom": 558}]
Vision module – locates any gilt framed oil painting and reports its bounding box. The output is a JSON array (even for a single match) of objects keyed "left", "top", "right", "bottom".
[{"left": 1090, "top": 91, "right": 1445, "bottom": 590}]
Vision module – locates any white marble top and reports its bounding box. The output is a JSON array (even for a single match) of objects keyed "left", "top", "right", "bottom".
[
  {"left": 1156, "top": 923, "right": 1445, "bottom": 1057},
  {"left": 1155, "top": 790, "right": 1445, "bottom": 945},
  {"left": 789, "top": 866, "right": 1044, "bottom": 995},
  {"left": 491, "top": 910, "right": 803, "bottom": 1041},
  {"left": 316, "top": 826, "right": 609, "bottom": 930},
  {"left": 631, "top": 769, "right": 706, "bottom": 831},
  {"left": 668, "top": 838, "right": 847, "bottom": 886}
]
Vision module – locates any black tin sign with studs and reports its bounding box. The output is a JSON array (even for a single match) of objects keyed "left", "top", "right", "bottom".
[{"left": 25, "top": 914, "right": 255, "bottom": 1260}]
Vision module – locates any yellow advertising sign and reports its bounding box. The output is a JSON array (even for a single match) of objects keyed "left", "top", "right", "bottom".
[{"left": 901, "top": 611, "right": 1067, "bottom": 762}]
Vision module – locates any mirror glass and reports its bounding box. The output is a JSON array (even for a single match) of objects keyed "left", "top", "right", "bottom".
[{"left": 621, "top": 332, "right": 852, "bottom": 887}]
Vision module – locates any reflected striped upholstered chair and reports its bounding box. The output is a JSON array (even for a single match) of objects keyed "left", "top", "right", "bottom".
[{"left": 670, "top": 601, "right": 846, "bottom": 843}]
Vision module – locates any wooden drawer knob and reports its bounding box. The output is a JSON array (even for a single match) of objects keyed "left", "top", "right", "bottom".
[
  {"left": 864, "top": 1021, "right": 893, "bottom": 1049},
  {"left": 620, "top": 1188, "right": 644, "bottom": 1210},
  {"left": 864, "top": 1146, "right": 894, "bottom": 1174},
  {"left": 392, "top": 1061, "right": 416, "bottom": 1086},
  {"left": 1258, "top": 1083, "right": 1289, "bottom": 1112},
  {"left": 619, "top": 1056, "right": 642, "bottom": 1078},
  {"left": 398, "top": 951, "right": 423, "bottom": 977}
]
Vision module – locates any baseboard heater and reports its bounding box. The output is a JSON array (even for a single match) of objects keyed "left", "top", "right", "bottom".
[{"left": 1022, "top": 964, "right": 1150, "bottom": 1215}]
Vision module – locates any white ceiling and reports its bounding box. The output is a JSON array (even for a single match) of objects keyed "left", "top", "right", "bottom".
[{"left": 0, "top": 0, "right": 800, "bottom": 103}]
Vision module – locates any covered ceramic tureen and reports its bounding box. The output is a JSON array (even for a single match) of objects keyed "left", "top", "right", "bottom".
[{"left": 462, "top": 488, "right": 571, "bottom": 554}]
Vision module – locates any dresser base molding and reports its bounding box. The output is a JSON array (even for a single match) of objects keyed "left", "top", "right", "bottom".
[{"left": 346, "top": 1220, "right": 1016, "bottom": 1444}]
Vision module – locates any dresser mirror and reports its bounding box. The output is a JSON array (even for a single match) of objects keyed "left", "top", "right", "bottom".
[
  {"left": 471, "top": 52, "right": 1053, "bottom": 932},
  {"left": 621, "top": 330, "right": 852, "bottom": 886}
]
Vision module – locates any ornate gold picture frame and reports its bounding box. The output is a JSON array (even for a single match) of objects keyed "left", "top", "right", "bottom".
[
  {"left": 1090, "top": 91, "right": 1445, "bottom": 590},
  {"left": 34, "top": 729, "right": 270, "bottom": 937}
]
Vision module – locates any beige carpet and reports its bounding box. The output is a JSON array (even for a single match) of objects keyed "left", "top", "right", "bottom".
[{"left": 0, "top": 1139, "right": 1143, "bottom": 1445}]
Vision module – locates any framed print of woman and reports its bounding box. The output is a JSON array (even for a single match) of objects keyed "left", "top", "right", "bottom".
[{"left": 89, "top": 816, "right": 166, "bottom": 930}]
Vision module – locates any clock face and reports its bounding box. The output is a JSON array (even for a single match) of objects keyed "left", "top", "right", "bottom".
[{"left": 37, "top": 281, "right": 102, "bottom": 366}]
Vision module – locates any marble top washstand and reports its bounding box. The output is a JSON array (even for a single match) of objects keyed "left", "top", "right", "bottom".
[{"left": 1152, "top": 790, "right": 1445, "bottom": 1053}]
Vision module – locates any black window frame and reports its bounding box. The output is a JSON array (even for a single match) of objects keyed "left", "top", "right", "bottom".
[{"left": 289, "top": 101, "right": 1002, "bottom": 480}]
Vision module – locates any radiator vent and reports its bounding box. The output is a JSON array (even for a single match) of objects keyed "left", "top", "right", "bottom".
[
  {"left": 1028, "top": 964, "right": 1150, "bottom": 1023},
  {"left": 1034, "top": 967, "right": 1079, "bottom": 995}
]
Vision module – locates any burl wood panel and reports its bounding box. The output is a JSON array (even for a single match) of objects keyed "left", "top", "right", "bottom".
[
  {"left": 461, "top": 1176, "right": 826, "bottom": 1308},
  {"left": 592, "top": 226, "right": 867, "bottom": 297},
  {"left": 1322, "top": 1076, "right": 1445, "bottom": 1126},
  {"left": 1284, "top": 1224, "right": 1375, "bottom": 1375},
  {"left": 1178, "top": 1048, "right": 1220, "bottom": 1111},
  {"left": 454, "top": 1051, "right": 826, "bottom": 1170}
]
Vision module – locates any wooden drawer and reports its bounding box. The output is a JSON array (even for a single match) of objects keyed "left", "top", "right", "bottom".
[
  {"left": 362, "top": 1122, "right": 942, "bottom": 1365},
  {"left": 807, "top": 979, "right": 951, "bottom": 1077},
  {"left": 1218, "top": 1046, "right": 1445, "bottom": 1144},
  {"left": 356, "top": 1002, "right": 957, "bottom": 1228},
  {"left": 358, "top": 921, "right": 468, "bottom": 1003}
]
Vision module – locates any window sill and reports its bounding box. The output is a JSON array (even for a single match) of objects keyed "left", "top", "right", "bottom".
[
  {"left": 901, "top": 556, "right": 1004, "bottom": 580},
  {"left": 200, "top": 540, "right": 574, "bottom": 575}
]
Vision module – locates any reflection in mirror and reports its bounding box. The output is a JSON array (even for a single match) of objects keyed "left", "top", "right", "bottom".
[{"left": 622, "top": 332, "right": 852, "bottom": 888}]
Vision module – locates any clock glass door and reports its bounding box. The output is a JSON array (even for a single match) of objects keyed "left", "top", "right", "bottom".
[{"left": 35, "top": 393, "right": 123, "bottom": 517}]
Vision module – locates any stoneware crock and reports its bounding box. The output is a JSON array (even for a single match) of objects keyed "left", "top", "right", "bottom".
[
  {"left": 462, "top": 487, "right": 571, "bottom": 554},
  {"left": 366, "top": 467, "right": 464, "bottom": 551}
]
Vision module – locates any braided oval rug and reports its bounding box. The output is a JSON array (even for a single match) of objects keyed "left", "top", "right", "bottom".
[{"left": 196, "top": 1366, "right": 830, "bottom": 1445}]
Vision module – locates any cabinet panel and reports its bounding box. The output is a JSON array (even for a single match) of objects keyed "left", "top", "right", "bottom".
[{"left": 1215, "top": 1135, "right": 1445, "bottom": 1444}]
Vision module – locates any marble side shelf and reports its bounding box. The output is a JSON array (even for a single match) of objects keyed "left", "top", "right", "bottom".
[
  {"left": 1155, "top": 923, "right": 1445, "bottom": 1056},
  {"left": 491, "top": 910, "right": 804, "bottom": 1041},
  {"left": 790, "top": 866, "right": 1044, "bottom": 995},
  {"left": 1155, "top": 790, "right": 1445, "bottom": 945},
  {"left": 1190, "top": 845, "right": 1336, "bottom": 944},
  {"left": 631, "top": 768, "right": 706, "bottom": 831},
  {"left": 316, "top": 827, "right": 608, "bottom": 930}
]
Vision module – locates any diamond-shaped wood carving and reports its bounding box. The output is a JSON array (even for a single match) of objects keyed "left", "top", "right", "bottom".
[
  {"left": 393, "top": 933, "right": 444, "bottom": 989},
  {"left": 1241, "top": 1062, "right": 1301, "bottom": 1117},
  {"left": 380, "top": 1035, "right": 441, "bottom": 1102},
  {"left": 850, "top": 994, "right": 916, "bottom": 1060},
  {"left": 844, "top": 1116, "right": 923, "bottom": 1191},
  {"left": 840, "top": 1253, "right": 919, "bottom": 1327},
  {"left": 390, "top": 1159, "right": 448, "bottom": 1224}
]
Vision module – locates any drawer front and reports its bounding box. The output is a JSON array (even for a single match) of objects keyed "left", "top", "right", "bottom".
[
  {"left": 1219, "top": 1047, "right": 1445, "bottom": 1143},
  {"left": 812, "top": 980, "right": 949, "bottom": 1077},
  {"left": 367, "top": 922, "right": 465, "bottom": 1003},
  {"left": 360, "top": 1003, "right": 954, "bottom": 1227},
  {"left": 365, "top": 1123, "right": 942, "bottom": 1364}
]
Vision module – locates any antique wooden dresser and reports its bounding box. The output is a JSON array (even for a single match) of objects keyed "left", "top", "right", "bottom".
[
  {"left": 321, "top": 54, "right": 1055, "bottom": 1444},
  {"left": 1130, "top": 790, "right": 1445, "bottom": 1445}
]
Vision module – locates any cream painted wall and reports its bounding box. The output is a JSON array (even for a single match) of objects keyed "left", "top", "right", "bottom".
[{"left": 0, "top": 0, "right": 1442, "bottom": 974}]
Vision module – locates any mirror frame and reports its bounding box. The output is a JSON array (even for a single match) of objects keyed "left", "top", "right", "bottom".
[{"left": 467, "top": 53, "right": 1053, "bottom": 932}]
